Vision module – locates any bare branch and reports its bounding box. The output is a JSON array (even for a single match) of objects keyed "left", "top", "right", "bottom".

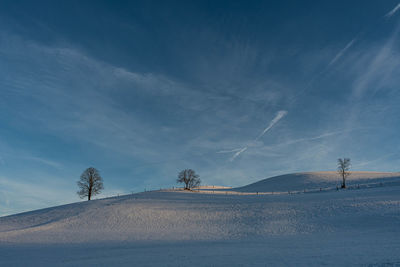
[
  {"left": 77, "top": 167, "right": 104, "bottom": 200},
  {"left": 177, "top": 169, "right": 201, "bottom": 190},
  {"left": 337, "top": 158, "right": 351, "bottom": 188}
]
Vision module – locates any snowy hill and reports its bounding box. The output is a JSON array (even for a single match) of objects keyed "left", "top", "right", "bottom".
[
  {"left": 1, "top": 172, "right": 400, "bottom": 266},
  {"left": 235, "top": 171, "right": 400, "bottom": 192}
]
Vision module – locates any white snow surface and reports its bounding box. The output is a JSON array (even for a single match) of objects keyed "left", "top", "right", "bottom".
[
  {"left": 1, "top": 172, "right": 400, "bottom": 266},
  {"left": 235, "top": 171, "right": 400, "bottom": 192}
]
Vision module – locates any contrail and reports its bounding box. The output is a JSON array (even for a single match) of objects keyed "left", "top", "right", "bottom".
[
  {"left": 255, "top": 110, "right": 288, "bottom": 141},
  {"left": 289, "top": 37, "right": 357, "bottom": 105},
  {"left": 221, "top": 110, "right": 288, "bottom": 161},
  {"left": 230, "top": 147, "right": 248, "bottom": 161},
  {"left": 217, "top": 148, "right": 245, "bottom": 154},
  {"left": 328, "top": 38, "right": 357, "bottom": 67},
  {"left": 219, "top": 3, "right": 398, "bottom": 163},
  {"left": 385, "top": 3, "right": 400, "bottom": 18},
  {"left": 263, "top": 128, "right": 366, "bottom": 149}
]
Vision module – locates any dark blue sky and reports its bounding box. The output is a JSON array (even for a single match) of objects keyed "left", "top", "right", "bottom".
[{"left": 1, "top": 0, "right": 400, "bottom": 215}]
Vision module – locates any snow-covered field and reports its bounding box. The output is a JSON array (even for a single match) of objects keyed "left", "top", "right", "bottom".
[
  {"left": 1, "top": 172, "right": 400, "bottom": 266},
  {"left": 235, "top": 171, "right": 400, "bottom": 192}
]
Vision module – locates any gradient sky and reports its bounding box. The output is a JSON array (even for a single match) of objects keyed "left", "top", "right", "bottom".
[{"left": 1, "top": 0, "right": 400, "bottom": 215}]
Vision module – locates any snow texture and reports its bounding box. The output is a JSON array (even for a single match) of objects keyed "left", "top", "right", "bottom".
[
  {"left": 235, "top": 171, "right": 400, "bottom": 192},
  {"left": 1, "top": 172, "right": 400, "bottom": 266}
]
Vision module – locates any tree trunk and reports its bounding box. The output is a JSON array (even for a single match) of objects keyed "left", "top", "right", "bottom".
[
  {"left": 88, "top": 187, "right": 92, "bottom": 200},
  {"left": 341, "top": 174, "right": 346, "bottom": 188}
]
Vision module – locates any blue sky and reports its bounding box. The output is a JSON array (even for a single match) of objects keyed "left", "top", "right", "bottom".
[{"left": 1, "top": 0, "right": 400, "bottom": 215}]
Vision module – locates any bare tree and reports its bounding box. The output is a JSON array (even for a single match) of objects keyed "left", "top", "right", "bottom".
[
  {"left": 77, "top": 167, "right": 104, "bottom": 200},
  {"left": 177, "top": 169, "right": 201, "bottom": 190},
  {"left": 337, "top": 158, "right": 351, "bottom": 188}
]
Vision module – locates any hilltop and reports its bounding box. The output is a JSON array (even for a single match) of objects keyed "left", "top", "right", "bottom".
[
  {"left": 234, "top": 171, "right": 400, "bottom": 192},
  {"left": 1, "top": 172, "right": 400, "bottom": 266}
]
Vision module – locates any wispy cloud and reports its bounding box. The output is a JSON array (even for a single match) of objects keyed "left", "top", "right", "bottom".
[
  {"left": 352, "top": 26, "right": 400, "bottom": 97},
  {"left": 26, "top": 156, "right": 63, "bottom": 169},
  {"left": 328, "top": 38, "right": 357, "bottom": 66},
  {"left": 0, "top": 175, "right": 74, "bottom": 216},
  {"left": 2, "top": 0, "right": 400, "bottom": 215},
  {"left": 222, "top": 110, "right": 288, "bottom": 161},
  {"left": 352, "top": 153, "right": 396, "bottom": 169},
  {"left": 0, "top": 29, "right": 294, "bottom": 203},
  {"left": 385, "top": 3, "right": 400, "bottom": 18},
  {"left": 261, "top": 128, "right": 363, "bottom": 150},
  {"left": 0, "top": 140, "right": 63, "bottom": 169}
]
